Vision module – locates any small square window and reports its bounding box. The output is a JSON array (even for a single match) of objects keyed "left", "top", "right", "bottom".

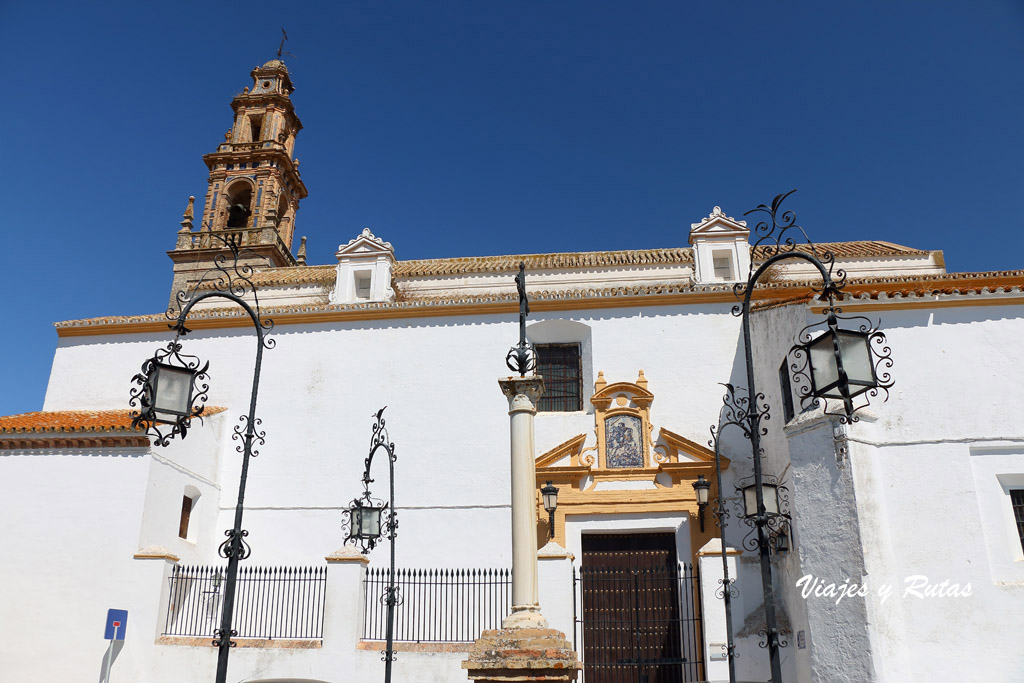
[
  {"left": 535, "top": 344, "right": 582, "bottom": 412},
  {"left": 712, "top": 251, "right": 734, "bottom": 281}
]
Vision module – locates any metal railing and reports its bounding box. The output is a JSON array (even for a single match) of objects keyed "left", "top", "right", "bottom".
[
  {"left": 574, "top": 563, "right": 705, "bottom": 683},
  {"left": 363, "top": 567, "right": 511, "bottom": 643},
  {"left": 164, "top": 565, "right": 326, "bottom": 639}
]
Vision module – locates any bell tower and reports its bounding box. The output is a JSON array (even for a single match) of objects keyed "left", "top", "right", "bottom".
[{"left": 169, "top": 58, "right": 309, "bottom": 300}]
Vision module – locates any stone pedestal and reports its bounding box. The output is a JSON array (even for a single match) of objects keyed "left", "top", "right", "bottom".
[
  {"left": 463, "top": 377, "right": 581, "bottom": 682},
  {"left": 462, "top": 627, "right": 581, "bottom": 682}
]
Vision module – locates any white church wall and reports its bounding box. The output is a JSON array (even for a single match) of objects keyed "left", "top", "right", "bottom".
[
  {"left": 744, "top": 299, "right": 1024, "bottom": 682},
  {"left": 0, "top": 446, "right": 151, "bottom": 682}
]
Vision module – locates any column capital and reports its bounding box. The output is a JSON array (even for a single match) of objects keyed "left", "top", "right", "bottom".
[{"left": 498, "top": 376, "right": 545, "bottom": 413}]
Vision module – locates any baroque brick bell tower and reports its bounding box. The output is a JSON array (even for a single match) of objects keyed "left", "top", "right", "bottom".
[{"left": 169, "top": 58, "right": 309, "bottom": 301}]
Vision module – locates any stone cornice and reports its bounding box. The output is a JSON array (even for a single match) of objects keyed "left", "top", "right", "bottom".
[
  {"left": 0, "top": 435, "right": 150, "bottom": 450},
  {"left": 55, "top": 271, "right": 1024, "bottom": 337}
]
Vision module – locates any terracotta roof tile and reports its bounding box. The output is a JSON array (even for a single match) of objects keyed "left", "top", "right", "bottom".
[
  {"left": 752, "top": 241, "right": 930, "bottom": 259},
  {"left": 0, "top": 407, "right": 228, "bottom": 434},
  {"left": 394, "top": 248, "right": 693, "bottom": 277}
]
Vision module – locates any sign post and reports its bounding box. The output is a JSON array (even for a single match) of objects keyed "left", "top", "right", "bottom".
[{"left": 103, "top": 609, "right": 128, "bottom": 683}]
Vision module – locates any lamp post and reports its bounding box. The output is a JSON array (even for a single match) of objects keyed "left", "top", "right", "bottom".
[
  {"left": 728, "top": 191, "right": 894, "bottom": 683},
  {"left": 691, "top": 475, "right": 710, "bottom": 533},
  {"left": 128, "top": 235, "right": 275, "bottom": 683},
  {"left": 342, "top": 407, "right": 399, "bottom": 683},
  {"left": 541, "top": 481, "right": 559, "bottom": 540}
]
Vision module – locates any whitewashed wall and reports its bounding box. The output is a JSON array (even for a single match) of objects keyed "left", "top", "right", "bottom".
[
  {"left": 747, "top": 300, "right": 1024, "bottom": 682},
  {"left": 12, "top": 293, "right": 1024, "bottom": 682}
]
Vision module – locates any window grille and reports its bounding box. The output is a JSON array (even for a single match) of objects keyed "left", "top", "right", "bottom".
[
  {"left": 535, "top": 344, "right": 582, "bottom": 412},
  {"left": 1012, "top": 489, "right": 1024, "bottom": 553}
]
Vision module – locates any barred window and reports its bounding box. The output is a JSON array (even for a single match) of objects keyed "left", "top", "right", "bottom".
[
  {"left": 536, "top": 343, "right": 582, "bottom": 412},
  {"left": 1012, "top": 489, "right": 1024, "bottom": 553}
]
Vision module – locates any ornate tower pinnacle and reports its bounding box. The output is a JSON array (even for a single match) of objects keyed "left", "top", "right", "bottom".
[{"left": 168, "top": 58, "right": 310, "bottom": 301}]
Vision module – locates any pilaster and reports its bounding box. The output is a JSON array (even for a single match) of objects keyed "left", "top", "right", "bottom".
[{"left": 322, "top": 547, "right": 369, "bottom": 647}]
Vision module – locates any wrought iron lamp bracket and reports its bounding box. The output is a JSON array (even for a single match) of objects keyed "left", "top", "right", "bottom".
[{"left": 787, "top": 305, "right": 895, "bottom": 423}]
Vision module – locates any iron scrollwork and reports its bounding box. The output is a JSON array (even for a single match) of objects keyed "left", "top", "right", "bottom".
[
  {"left": 167, "top": 230, "right": 276, "bottom": 349},
  {"left": 128, "top": 338, "right": 210, "bottom": 446},
  {"left": 218, "top": 528, "right": 252, "bottom": 561},
  {"left": 734, "top": 189, "right": 845, "bottom": 304},
  {"left": 788, "top": 307, "right": 895, "bottom": 423},
  {"left": 505, "top": 261, "right": 536, "bottom": 376},
  {"left": 342, "top": 408, "right": 399, "bottom": 554}
]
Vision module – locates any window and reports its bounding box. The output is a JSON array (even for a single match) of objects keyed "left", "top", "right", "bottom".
[
  {"left": 1012, "top": 490, "right": 1024, "bottom": 553},
  {"left": 536, "top": 343, "right": 582, "bottom": 412},
  {"left": 355, "top": 273, "right": 372, "bottom": 299},
  {"left": 779, "top": 359, "right": 795, "bottom": 423},
  {"left": 249, "top": 115, "right": 263, "bottom": 142},
  {"left": 178, "top": 495, "right": 193, "bottom": 540},
  {"left": 712, "top": 250, "right": 734, "bottom": 281}
]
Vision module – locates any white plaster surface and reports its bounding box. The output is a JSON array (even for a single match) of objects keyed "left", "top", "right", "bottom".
[{"left": 9, "top": 254, "right": 1024, "bottom": 682}]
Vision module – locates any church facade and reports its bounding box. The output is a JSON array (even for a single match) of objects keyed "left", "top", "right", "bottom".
[{"left": 3, "top": 59, "right": 1024, "bottom": 683}]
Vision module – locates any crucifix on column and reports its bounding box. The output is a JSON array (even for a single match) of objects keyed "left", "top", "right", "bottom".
[{"left": 463, "top": 262, "right": 580, "bottom": 682}]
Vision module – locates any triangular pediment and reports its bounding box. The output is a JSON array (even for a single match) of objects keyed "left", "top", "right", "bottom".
[
  {"left": 688, "top": 206, "right": 749, "bottom": 245},
  {"left": 335, "top": 228, "right": 395, "bottom": 259}
]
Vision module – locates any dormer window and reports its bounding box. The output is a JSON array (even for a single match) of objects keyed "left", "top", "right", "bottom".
[
  {"left": 712, "top": 250, "right": 734, "bottom": 281},
  {"left": 331, "top": 229, "right": 397, "bottom": 305}
]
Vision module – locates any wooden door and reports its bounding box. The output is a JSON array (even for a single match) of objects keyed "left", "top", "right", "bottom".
[{"left": 577, "top": 533, "right": 703, "bottom": 683}]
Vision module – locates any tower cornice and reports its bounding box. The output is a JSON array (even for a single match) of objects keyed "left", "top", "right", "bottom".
[{"left": 202, "top": 148, "right": 309, "bottom": 199}]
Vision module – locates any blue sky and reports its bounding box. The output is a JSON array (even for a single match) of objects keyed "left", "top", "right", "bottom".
[{"left": 1, "top": 1, "right": 1022, "bottom": 416}]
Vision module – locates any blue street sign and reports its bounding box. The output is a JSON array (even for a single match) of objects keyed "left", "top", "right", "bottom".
[{"left": 104, "top": 609, "right": 128, "bottom": 641}]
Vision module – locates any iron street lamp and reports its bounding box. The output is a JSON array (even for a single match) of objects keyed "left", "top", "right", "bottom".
[
  {"left": 724, "top": 190, "right": 894, "bottom": 683},
  {"left": 129, "top": 235, "right": 274, "bottom": 683},
  {"left": 342, "top": 407, "right": 400, "bottom": 683},
  {"left": 692, "top": 474, "right": 710, "bottom": 532},
  {"left": 541, "top": 481, "right": 559, "bottom": 540},
  {"left": 742, "top": 482, "right": 779, "bottom": 518}
]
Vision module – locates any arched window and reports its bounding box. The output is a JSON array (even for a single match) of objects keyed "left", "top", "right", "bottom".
[
  {"left": 527, "top": 319, "right": 594, "bottom": 413},
  {"left": 225, "top": 182, "right": 253, "bottom": 228}
]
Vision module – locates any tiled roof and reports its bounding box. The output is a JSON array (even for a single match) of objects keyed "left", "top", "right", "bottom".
[
  {"left": 201, "top": 243, "right": 931, "bottom": 291},
  {"left": 227, "top": 265, "right": 335, "bottom": 288},
  {"left": 394, "top": 248, "right": 693, "bottom": 277},
  {"left": 752, "top": 241, "right": 931, "bottom": 259},
  {"left": 0, "top": 407, "right": 227, "bottom": 433}
]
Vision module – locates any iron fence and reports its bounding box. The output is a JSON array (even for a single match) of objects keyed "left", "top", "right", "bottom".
[
  {"left": 164, "top": 565, "right": 326, "bottom": 639},
  {"left": 363, "top": 567, "right": 511, "bottom": 643}
]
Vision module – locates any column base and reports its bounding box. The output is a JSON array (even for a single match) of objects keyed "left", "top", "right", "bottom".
[
  {"left": 462, "top": 625, "right": 581, "bottom": 683},
  {"left": 502, "top": 604, "right": 548, "bottom": 629}
]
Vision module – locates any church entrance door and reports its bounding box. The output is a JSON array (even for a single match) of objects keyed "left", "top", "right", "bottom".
[{"left": 575, "top": 533, "right": 704, "bottom": 683}]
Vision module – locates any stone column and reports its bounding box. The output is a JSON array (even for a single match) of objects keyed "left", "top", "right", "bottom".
[
  {"left": 462, "top": 376, "right": 580, "bottom": 683},
  {"left": 499, "top": 376, "right": 546, "bottom": 628}
]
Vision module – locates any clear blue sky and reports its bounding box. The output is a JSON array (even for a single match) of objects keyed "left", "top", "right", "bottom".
[{"left": 1, "top": 1, "right": 1022, "bottom": 417}]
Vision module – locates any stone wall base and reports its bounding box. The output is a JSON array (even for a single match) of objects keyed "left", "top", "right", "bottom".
[{"left": 462, "top": 627, "right": 581, "bottom": 682}]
